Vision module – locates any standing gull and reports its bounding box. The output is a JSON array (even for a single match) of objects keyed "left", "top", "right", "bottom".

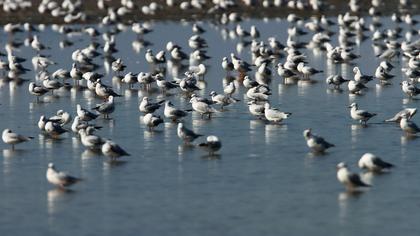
[
  {"left": 177, "top": 123, "right": 203, "bottom": 144},
  {"left": 2, "top": 129, "right": 34, "bottom": 150},
  {"left": 303, "top": 129, "right": 335, "bottom": 153},
  {"left": 264, "top": 103, "right": 292, "bottom": 123},
  {"left": 399, "top": 114, "right": 420, "bottom": 135},
  {"left": 93, "top": 96, "right": 115, "bottom": 119},
  {"left": 349, "top": 103, "right": 376, "bottom": 125},
  {"left": 46, "top": 163, "right": 81, "bottom": 188}
]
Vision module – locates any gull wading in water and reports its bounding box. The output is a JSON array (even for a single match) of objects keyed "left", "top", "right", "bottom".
[
  {"left": 399, "top": 113, "right": 420, "bottom": 135},
  {"left": 93, "top": 95, "right": 115, "bottom": 119},
  {"left": 2, "top": 129, "right": 34, "bottom": 150},
  {"left": 349, "top": 103, "right": 376, "bottom": 125},
  {"left": 264, "top": 103, "right": 291, "bottom": 123},
  {"left": 358, "top": 153, "right": 394, "bottom": 173},
  {"left": 177, "top": 123, "right": 203, "bottom": 144},
  {"left": 337, "top": 162, "right": 371, "bottom": 191},
  {"left": 385, "top": 108, "right": 417, "bottom": 123},
  {"left": 303, "top": 129, "right": 335, "bottom": 153},
  {"left": 199, "top": 135, "right": 222, "bottom": 155},
  {"left": 46, "top": 163, "right": 82, "bottom": 188},
  {"left": 101, "top": 140, "right": 130, "bottom": 159}
]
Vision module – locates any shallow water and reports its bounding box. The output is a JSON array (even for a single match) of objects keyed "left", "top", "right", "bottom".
[{"left": 0, "top": 16, "right": 420, "bottom": 235}]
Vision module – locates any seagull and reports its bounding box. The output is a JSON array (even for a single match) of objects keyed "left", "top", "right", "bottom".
[
  {"left": 95, "top": 82, "right": 122, "bottom": 98},
  {"left": 143, "top": 113, "right": 164, "bottom": 131},
  {"left": 155, "top": 76, "right": 178, "bottom": 92},
  {"left": 246, "top": 85, "right": 270, "bottom": 101},
  {"left": 122, "top": 72, "right": 138, "bottom": 89},
  {"left": 326, "top": 75, "right": 350, "bottom": 89},
  {"left": 375, "top": 65, "right": 394, "bottom": 83},
  {"left": 93, "top": 96, "right": 115, "bottom": 119},
  {"left": 190, "top": 97, "right": 217, "bottom": 119},
  {"left": 198, "top": 135, "right": 222, "bottom": 155},
  {"left": 303, "top": 129, "right": 335, "bottom": 153},
  {"left": 349, "top": 103, "right": 376, "bottom": 124},
  {"left": 353, "top": 67, "right": 373, "bottom": 84},
  {"left": 50, "top": 110, "right": 72, "bottom": 126},
  {"left": 101, "top": 140, "right": 130, "bottom": 159},
  {"left": 297, "top": 62, "right": 323, "bottom": 79},
  {"left": 222, "top": 57, "right": 234, "bottom": 74},
  {"left": 46, "top": 163, "right": 81, "bottom": 188},
  {"left": 71, "top": 116, "right": 102, "bottom": 133},
  {"left": 2, "top": 129, "right": 34, "bottom": 150},
  {"left": 164, "top": 101, "right": 189, "bottom": 121},
  {"left": 401, "top": 81, "right": 420, "bottom": 97},
  {"left": 28, "top": 82, "right": 49, "bottom": 102},
  {"left": 400, "top": 114, "right": 420, "bottom": 135},
  {"left": 358, "top": 153, "right": 394, "bottom": 172},
  {"left": 337, "top": 162, "right": 371, "bottom": 190},
  {"left": 348, "top": 80, "right": 367, "bottom": 94},
  {"left": 77, "top": 104, "right": 99, "bottom": 123},
  {"left": 139, "top": 97, "right": 164, "bottom": 114},
  {"left": 385, "top": 108, "right": 417, "bottom": 123},
  {"left": 79, "top": 128, "right": 105, "bottom": 150},
  {"left": 45, "top": 121, "right": 68, "bottom": 137},
  {"left": 38, "top": 115, "right": 61, "bottom": 131},
  {"left": 247, "top": 101, "right": 266, "bottom": 118},
  {"left": 264, "top": 103, "right": 292, "bottom": 123},
  {"left": 210, "top": 91, "right": 239, "bottom": 110},
  {"left": 177, "top": 123, "right": 203, "bottom": 144}
]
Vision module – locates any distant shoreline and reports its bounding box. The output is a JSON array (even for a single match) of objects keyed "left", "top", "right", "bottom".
[{"left": 0, "top": 0, "right": 416, "bottom": 25}]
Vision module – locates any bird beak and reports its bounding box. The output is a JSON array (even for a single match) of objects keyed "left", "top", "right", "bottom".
[{"left": 399, "top": 82, "right": 402, "bottom": 85}]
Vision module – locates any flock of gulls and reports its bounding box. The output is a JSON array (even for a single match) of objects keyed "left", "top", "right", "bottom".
[{"left": 0, "top": 0, "right": 419, "bottom": 195}]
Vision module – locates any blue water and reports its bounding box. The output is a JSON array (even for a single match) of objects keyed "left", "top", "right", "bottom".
[{"left": 0, "top": 16, "right": 420, "bottom": 235}]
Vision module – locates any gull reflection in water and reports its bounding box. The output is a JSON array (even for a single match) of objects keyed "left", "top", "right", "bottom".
[
  {"left": 400, "top": 133, "right": 417, "bottom": 146},
  {"left": 47, "top": 188, "right": 75, "bottom": 216},
  {"left": 338, "top": 190, "right": 364, "bottom": 225},
  {"left": 178, "top": 143, "right": 195, "bottom": 157},
  {"left": 265, "top": 123, "right": 288, "bottom": 144},
  {"left": 350, "top": 124, "right": 367, "bottom": 146},
  {"left": 3, "top": 149, "right": 27, "bottom": 175}
]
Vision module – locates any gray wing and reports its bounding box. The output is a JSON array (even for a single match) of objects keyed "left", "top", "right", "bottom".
[
  {"left": 372, "top": 157, "right": 394, "bottom": 169},
  {"left": 349, "top": 173, "right": 370, "bottom": 187}
]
